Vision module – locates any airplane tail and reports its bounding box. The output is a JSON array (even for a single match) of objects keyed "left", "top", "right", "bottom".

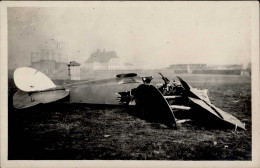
[
  {"left": 13, "top": 67, "right": 69, "bottom": 109},
  {"left": 14, "top": 67, "right": 57, "bottom": 92}
]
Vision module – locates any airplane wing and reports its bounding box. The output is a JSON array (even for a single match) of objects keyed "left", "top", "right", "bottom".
[
  {"left": 177, "top": 76, "right": 245, "bottom": 130},
  {"left": 61, "top": 73, "right": 142, "bottom": 105},
  {"left": 64, "top": 75, "right": 142, "bottom": 88},
  {"left": 132, "top": 84, "right": 177, "bottom": 127}
]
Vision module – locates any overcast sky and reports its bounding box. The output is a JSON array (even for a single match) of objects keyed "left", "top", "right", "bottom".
[{"left": 8, "top": 2, "right": 253, "bottom": 69}]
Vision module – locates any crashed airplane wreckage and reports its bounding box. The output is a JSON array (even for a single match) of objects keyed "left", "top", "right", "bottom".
[{"left": 13, "top": 67, "right": 246, "bottom": 130}]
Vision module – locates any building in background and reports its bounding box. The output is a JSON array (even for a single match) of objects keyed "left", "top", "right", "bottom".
[
  {"left": 167, "top": 64, "right": 207, "bottom": 74},
  {"left": 206, "top": 64, "right": 243, "bottom": 70},
  {"left": 193, "top": 64, "right": 244, "bottom": 75},
  {"left": 30, "top": 49, "right": 68, "bottom": 79},
  {"left": 167, "top": 63, "right": 249, "bottom": 75},
  {"left": 81, "top": 49, "right": 134, "bottom": 71}
]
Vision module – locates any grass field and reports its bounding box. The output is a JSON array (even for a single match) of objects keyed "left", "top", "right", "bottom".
[{"left": 8, "top": 72, "right": 251, "bottom": 160}]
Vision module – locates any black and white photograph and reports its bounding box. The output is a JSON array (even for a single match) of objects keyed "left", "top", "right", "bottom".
[{"left": 0, "top": 1, "right": 259, "bottom": 168}]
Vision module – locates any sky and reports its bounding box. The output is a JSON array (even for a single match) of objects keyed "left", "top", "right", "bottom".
[{"left": 7, "top": 2, "right": 253, "bottom": 69}]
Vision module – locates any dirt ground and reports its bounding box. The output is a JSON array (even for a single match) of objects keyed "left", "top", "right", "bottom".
[{"left": 8, "top": 73, "right": 251, "bottom": 160}]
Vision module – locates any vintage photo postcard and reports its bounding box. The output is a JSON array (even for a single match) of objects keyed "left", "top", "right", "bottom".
[{"left": 1, "top": 1, "right": 259, "bottom": 168}]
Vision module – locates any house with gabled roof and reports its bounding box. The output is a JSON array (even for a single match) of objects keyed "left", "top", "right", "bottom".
[{"left": 81, "top": 49, "right": 132, "bottom": 71}]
